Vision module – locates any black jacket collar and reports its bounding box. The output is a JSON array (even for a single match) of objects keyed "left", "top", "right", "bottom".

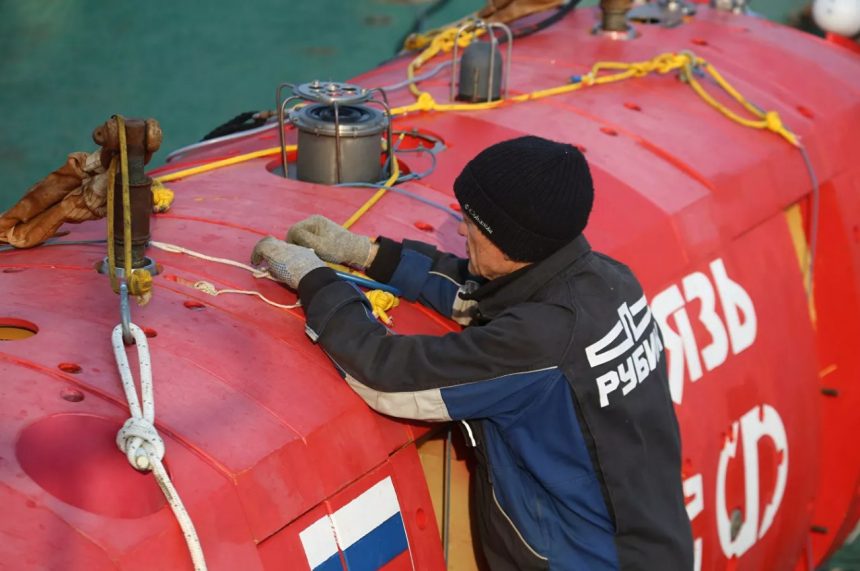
[{"left": 464, "top": 235, "right": 592, "bottom": 319}]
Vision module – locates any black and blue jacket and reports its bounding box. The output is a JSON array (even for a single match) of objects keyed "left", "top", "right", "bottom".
[{"left": 298, "top": 235, "right": 693, "bottom": 570}]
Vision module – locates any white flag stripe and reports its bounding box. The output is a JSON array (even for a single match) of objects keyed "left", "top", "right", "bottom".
[
  {"left": 299, "top": 515, "right": 339, "bottom": 569},
  {"left": 332, "top": 476, "right": 402, "bottom": 549}
]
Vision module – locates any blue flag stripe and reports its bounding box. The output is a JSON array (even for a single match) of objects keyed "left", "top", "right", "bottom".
[
  {"left": 342, "top": 512, "right": 408, "bottom": 571},
  {"left": 313, "top": 552, "right": 344, "bottom": 571}
]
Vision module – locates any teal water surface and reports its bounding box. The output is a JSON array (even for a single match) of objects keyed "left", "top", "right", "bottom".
[
  {"left": 0, "top": 0, "right": 475, "bottom": 210},
  {"left": 2, "top": 1, "right": 856, "bottom": 567},
  {"left": 0, "top": 0, "right": 810, "bottom": 212}
]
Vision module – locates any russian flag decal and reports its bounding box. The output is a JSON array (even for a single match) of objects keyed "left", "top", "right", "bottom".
[{"left": 300, "top": 476, "right": 411, "bottom": 571}]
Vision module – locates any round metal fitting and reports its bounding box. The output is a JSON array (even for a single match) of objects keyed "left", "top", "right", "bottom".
[
  {"left": 591, "top": 22, "right": 639, "bottom": 40},
  {"left": 290, "top": 103, "right": 388, "bottom": 184},
  {"left": 292, "top": 81, "right": 371, "bottom": 105},
  {"left": 289, "top": 104, "right": 388, "bottom": 138},
  {"left": 97, "top": 256, "right": 159, "bottom": 276}
]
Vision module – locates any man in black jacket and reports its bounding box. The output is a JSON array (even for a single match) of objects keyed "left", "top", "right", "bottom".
[{"left": 251, "top": 136, "right": 693, "bottom": 570}]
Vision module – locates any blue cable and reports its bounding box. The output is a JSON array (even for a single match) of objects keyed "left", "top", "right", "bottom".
[
  {"left": 335, "top": 271, "right": 402, "bottom": 295},
  {"left": 337, "top": 135, "right": 463, "bottom": 221}
]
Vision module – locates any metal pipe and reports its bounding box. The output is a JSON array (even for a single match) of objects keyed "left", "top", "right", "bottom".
[
  {"left": 333, "top": 102, "right": 342, "bottom": 184},
  {"left": 276, "top": 83, "right": 294, "bottom": 179},
  {"left": 600, "top": 0, "right": 633, "bottom": 32},
  {"left": 487, "top": 31, "right": 497, "bottom": 102},
  {"left": 450, "top": 21, "right": 474, "bottom": 102},
  {"left": 279, "top": 95, "right": 300, "bottom": 178},
  {"left": 101, "top": 118, "right": 153, "bottom": 270},
  {"left": 369, "top": 88, "right": 395, "bottom": 180},
  {"left": 443, "top": 427, "right": 452, "bottom": 567}
]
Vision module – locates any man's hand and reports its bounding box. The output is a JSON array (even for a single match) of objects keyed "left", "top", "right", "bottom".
[
  {"left": 251, "top": 236, "right": 326, "bottom": 290},
  {"left": 286, "top": 215, "right": 374, "bottom": 268}
]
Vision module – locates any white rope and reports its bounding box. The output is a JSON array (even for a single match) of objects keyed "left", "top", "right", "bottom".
[
  {"left": 193, "top": 280, "right": 300, "bottom": 309},
  {"left": 112, "top": 323, "right": 208, "bottom": 571},
  {"left": 149, "top": 240, "right": 301, "bottom": 310},
  {"left": 150, "top": 240, "right": 302, "bottom": 310},
  {"left": 150, "top": 240, "right": 274, "bottom": 280}
]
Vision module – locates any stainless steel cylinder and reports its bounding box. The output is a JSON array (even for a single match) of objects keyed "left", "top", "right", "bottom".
[
  {"left": 290, "top": 104, "right": 388, "bottom": 185},
  {"left": 457, "top": 41, "right": 503, "bottom": 103}
]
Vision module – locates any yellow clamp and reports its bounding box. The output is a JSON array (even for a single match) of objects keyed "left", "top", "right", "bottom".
[{"left": 366, "top": 290, "right": 399, "bottom": 325}]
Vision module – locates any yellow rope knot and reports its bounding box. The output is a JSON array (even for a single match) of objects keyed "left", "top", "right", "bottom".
[
  {"left": 655, "top": 54, "right": 685, "bottom": 74},
  {"left": 764, "top": 111, "right": 784, "bottom": 133},
  {"left": 128, "top": 269, "right": 153, "bottom": 305},
  {"left": 416, "top": 92, "right": 438, "bottom": 112},
  {"left": 366, "top": 289, "right": 399, "bottom": 325},
  {"left": 151, "top": 179, "right": 174, "bottom": 213},
  {"left": 628, "top": 63, "right": 652, "bottom": 77}
]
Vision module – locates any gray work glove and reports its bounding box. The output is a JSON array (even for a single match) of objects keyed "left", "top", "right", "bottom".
[
  {"left": 286, "top": 215, "right": 373, "bottom": 268},
  {"left": 251, "top": 236, "right": 325, "bottom": 290}
]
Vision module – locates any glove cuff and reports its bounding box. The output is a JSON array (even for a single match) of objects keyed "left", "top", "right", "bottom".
[{"left": 346, "top": 234, "right": 374, "bottom": 268}]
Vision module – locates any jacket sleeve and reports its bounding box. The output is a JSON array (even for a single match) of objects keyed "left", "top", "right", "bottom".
[
  {"left": 366, "top": 237, "right": 482, "bottom": 322},
  {"left": 299, "top": 267, "right": 573, "bottom": 422}
]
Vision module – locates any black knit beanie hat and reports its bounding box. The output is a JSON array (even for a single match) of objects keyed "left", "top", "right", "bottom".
[{"left": 453, "top": 136, "right": 594, "bottom": 263}]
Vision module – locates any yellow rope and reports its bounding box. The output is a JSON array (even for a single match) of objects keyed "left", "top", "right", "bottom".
[
  {"left": 341, "top": 132, "right": 405, "bottom": 229},
  {"left": 365, "top": 289, "right": 399, "bottom": 325},
  {"left": 407, "top": 24, "right": 483, "bottom": 97},
  {"left": 154, "top": 146, "right": 292, "bottom": 183},
  {"left": 151, "top": 240, "right": 395, "bottom": 322},
  {"left": 118, "top": 116, "right": 132, "bottom": 283},
  {"left": 152, "top": 179, "right": 175, "bottom": 213},
  {"left": 680, "top": 58, "right": 798, "bottom": 146},
  {"left": 146, "top": 52, "right": 797, "bottom": 201},
  {"left": 403, "top": 16, "right": 478, "bottom": 52},
  {"left": 105, "top": 116, "right": 153, "bottom": 302},
  {"left": 106, "top": 156, "right": 118, "bottom": 289},
  {"left": 395, "top": 51, "right": 799, "bottom": 147},
  {"left": 140, "top": 52, "right": 796, "bottom": 277}
]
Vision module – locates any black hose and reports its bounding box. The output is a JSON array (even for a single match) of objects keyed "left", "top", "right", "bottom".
[
  {"left": 201, "top": 111, "right": 267, "bottom": 141},
  {"left": 509, "top": 0, "right": 582, "bottom": 42},
  {"left": 395, "top": 0, "right": 582, "bottom": 57}
]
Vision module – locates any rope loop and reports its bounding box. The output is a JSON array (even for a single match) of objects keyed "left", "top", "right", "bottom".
[
  {"left": 111, "top": 321, "right": 208, "bottom": 570},
  {"left": 117, "top": 416, "right": 165, "bottom": 471}
]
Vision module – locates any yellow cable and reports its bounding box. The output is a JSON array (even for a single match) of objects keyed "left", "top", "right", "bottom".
[
  {"left": 145, "top": 53, "right": 797, "bottom": 230},
  {"left": 395, "top": 51, "right": 797, "bottom": 147},
  {"left": 407, "top": 25, "right": 483, "bottom": 98},
  {"left": 106, "top": 156, "right": 118, "bottom": 290},
  {"left": 341, "top": 132, "right": 404, "bottom": 230},
  {"left": 154, "top": 146, "right": 292, "bottom": 183},
  {"left": 689, "top": 61, "right": 799, "bottom": 146},
  {"left": 117, "top": 116, "right": 133, "bottom": 283},
  {"left": 104, "top": 116, "right": 153, "bottom": 302}
]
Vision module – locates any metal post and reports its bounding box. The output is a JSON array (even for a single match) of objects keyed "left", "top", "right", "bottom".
[
  {"left": 442, "top": 427, "right": 452, "bottom": 567},
  {"left": 369, "top": 88, "right": 394, "bottom": 180}
]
